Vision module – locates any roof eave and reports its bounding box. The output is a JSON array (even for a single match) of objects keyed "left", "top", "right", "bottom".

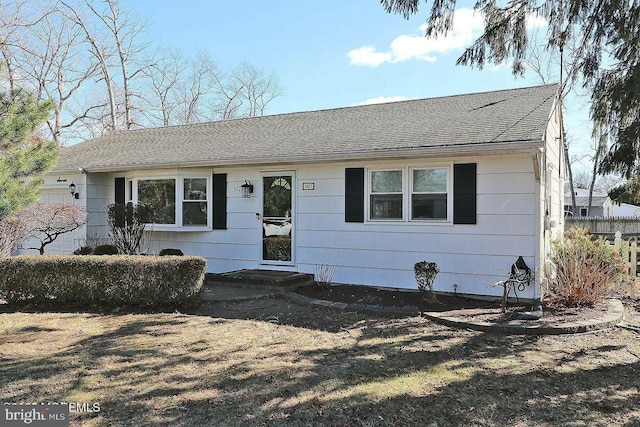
[{"left": 51, "top": 139, "right": 544, "bottom": 174}]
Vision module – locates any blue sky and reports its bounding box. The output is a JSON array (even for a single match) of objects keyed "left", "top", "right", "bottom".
[{"left": 127, "top": 0, "right": 593, "bottom": 171}]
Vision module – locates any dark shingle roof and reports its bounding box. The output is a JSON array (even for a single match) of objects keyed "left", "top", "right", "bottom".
[{"left": 53, "top": 84, "right": 558, "bottom": 172}]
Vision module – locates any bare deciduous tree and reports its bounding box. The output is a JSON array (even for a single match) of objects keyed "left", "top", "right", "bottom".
[
  {"left": 60, "top": 0, "right": 148, "bottom": 133},
  {"left": 140, "top": 48, "right": 186, "bottom": 126},
  {"left": 143, "top": 51, "right": 283, "bottom": 126},
  {"left": 231, "top": 62, "right": 282, "bottom": 118},
  {"left": 59, "top": 0, "right": 118, "bottom": 133},
  {"left": 84, "top": 0, "right": 148, "bottom": 129},
  {"left": 0, "top": 216, "right": 27, "bottom": 258},
  {"left": 4, "top": 4, "right": 101, "bottom": 143},
  {"left": 22, "top": 202, "right": 87, "bottom": 255},
  {"left": 3, "top": 0, "right": 283, "bottom": 142},
  {"left": 176, "top": 51, "right": 218, "bottom": 124},
  {"left": 211, "top": 62, "right": 282, "bottom": 119}
]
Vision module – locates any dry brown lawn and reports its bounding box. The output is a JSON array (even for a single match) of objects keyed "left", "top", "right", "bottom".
[{"left": 1, "top": 297, "right": 639, "bottom": 426}]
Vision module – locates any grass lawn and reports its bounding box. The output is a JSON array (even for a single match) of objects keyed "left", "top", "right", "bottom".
[{"left": 1, "top": 296, "right": 640, "bottom": 426}]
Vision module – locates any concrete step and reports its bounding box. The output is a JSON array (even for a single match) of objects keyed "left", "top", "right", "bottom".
[{"left": 206, "top": 269, "right": 314, "bottom": 291}]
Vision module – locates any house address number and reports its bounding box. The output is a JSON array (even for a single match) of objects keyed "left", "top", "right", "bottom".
[{"left": 302, "top": 182, "right": 315, "bottom": 191}]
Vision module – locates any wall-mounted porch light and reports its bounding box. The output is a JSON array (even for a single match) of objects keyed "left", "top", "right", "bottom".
[
  {"left": 69, "top": 182, "right": 79, "bottom": 199},
  {"left": 241, "top": 180, "right": 254, "bottom": 198}
]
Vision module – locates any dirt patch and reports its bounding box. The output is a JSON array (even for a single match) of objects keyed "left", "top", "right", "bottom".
[
  {"left": 296, "top": 284, "right": 496, "bottom": 311},
  {"left": 294, "top": 284, "right": 619, "bottom": 326}
]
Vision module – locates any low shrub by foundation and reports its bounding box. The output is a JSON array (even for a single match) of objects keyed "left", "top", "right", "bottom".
[
  {"left": 93, "top": 244, "right": 119, "bottom": 255},
  {"left": 73, "top": 246, "right": 93, "bottom": 255},
  {"left": 0, "top": 255, "right": 206, "bottom": 307},
  {"left": 159, "top": 248, "right": 184, "bottom": 256},
  {"left": 548, "top": 228, "right": 625, "bottom": 307}
]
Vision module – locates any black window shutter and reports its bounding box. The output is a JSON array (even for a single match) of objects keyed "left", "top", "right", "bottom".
[
  {"left": 115, "top": 177, "right": 126, "bottom": 204},
  {"left": 453, "top": 163, "right": 477, "bottom": 224},
  {"left": 345, "top": 168, "right": 365, "bottom": 223},
  {"left": 212, "top": 173, "right": 227, "bottom": 230}
]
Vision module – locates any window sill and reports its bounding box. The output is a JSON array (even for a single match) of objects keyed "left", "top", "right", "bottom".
[
  {"left": 366, "top": 219, "right": 452, "bottom": 226},
  {"left": 144, "top": 225, "right": 211, "bottom": 232}
]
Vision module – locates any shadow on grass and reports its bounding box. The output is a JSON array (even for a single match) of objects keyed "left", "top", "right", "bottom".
[
  {"left": 1, "top": 296, "right": 639, "bottom": 425},
  {"left": 166, "top": 330, "right": 640, "bottom": 426}
]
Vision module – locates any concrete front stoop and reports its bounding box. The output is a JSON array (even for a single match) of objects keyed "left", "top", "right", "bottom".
[{"left": 206, "top": 269, "right": 313, "bottom": 291}]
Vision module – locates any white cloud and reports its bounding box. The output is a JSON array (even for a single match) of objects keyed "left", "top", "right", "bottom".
[
  {"left": 348, "top": 7, "right": 548, "bottom": 67},
  {"left": 354, "top": 96, "right": 410, "bottom": 106},
  {"left": 347, "top": 46, "right": 392, "bottom": 67},
  {"left": 348, "top": 8, "right": 483, "bottom": 67}
]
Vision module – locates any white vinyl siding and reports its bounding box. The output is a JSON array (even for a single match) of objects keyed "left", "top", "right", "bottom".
[{"left": 41, "top": 153, "right": 544, "bottom": 300}]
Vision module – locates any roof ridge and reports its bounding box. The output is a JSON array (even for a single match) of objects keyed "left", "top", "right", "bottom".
[{"left": 101, "top": 83, "right": 560, "bottom": 136}]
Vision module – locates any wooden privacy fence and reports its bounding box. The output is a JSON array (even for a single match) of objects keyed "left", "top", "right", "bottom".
[
  {"left": 566, "top": 216, "right": 640, "bottom": 234},
  {"left": 605, "top": 231, "right": 638, "bottom": 298}
]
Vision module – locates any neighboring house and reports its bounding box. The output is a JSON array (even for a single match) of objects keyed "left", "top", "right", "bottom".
[
  {"left": 564, "top": 188, "right": 614, "bottom": 217},
  {"left": 612, "top": 202, "right": 640, "bottom": 218},
  {"left": 31, "top": 84, "right": 564, "bottom": 301}
]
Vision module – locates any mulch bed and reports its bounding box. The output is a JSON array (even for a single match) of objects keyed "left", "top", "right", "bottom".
[
  {"left": 294, "top": 284, "right": 614, "bottom": 325},
  {"left": 296, "top": 284, "right": 498, "bottom": 312}
]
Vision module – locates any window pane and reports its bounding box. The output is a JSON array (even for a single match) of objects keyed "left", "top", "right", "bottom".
[
  {"left": 184, "top": 178, "right": 207, "bottom": 200},
  {"left": 413, "top": 168, "right": 447, "bottom": 193},
  {"left": 370, "top": 194, "right": 403, "bottom": 219},
  {"left": 138, "top": 179, "right": 176, "bottom": 224},
  {"left": 412, "top": 194, "right": 447, "bottom": 219},
  {"left": 371, "top": 170, "right": 402, "bottom": 193},
  {"left": 263, "top": 176, "right": 292, "bottom": 218},
  {"left": 183, "top": 202, "right": 207, "bottom": 225},
  {"left": 183, "top": 178, "right": 207, "bottom": 226}
]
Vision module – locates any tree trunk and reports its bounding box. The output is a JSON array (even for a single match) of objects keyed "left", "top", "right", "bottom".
[{"left": 588, "top": 128, "right": 606, "bottom": 216}]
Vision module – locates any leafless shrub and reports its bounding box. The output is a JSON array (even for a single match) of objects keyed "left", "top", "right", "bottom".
[
  {"left": 548, "top": 228, "right": 625, "bottom": 307},
  {"left": 107, "top": 202, "right": 148, "bottom": 255},
  {"left": 81, "top": 233, "right": 112, "bottom": 248},
  {"left": 314, "top": 263, "right": 336, "bottom": 290}
]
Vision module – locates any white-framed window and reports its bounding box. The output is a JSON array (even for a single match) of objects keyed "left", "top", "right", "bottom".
[
  {"left": 182, "top": 178, "right": 208, "bottom": 226},
  {"left": 130, "top": 172, "right": 212, "bottom": 229},
  {"left": 411, "top": 167, "right": 448, "bottom": 220},
  {"left": 368, "top": 165, "right": 451, "bottom": 222},
  {"left": 369, "top": 169, "right": 403, "bottom": 220}
]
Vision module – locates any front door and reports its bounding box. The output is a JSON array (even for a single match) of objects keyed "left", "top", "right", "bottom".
[{"left": 261, "top": 173, "right": 294, "bottom": 264}]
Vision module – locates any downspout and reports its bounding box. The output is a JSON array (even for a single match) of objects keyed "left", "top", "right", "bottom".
[
  {"left": 78, "top": 168, "right": 89, "bottom": 250},
  {"left": 532, "top": 147, "right": 544, "bottom": 310}
]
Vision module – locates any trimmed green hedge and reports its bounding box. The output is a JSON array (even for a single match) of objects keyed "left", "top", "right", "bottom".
[{"left": 0, "top": 255, "right": 206, "bottom": 307}]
